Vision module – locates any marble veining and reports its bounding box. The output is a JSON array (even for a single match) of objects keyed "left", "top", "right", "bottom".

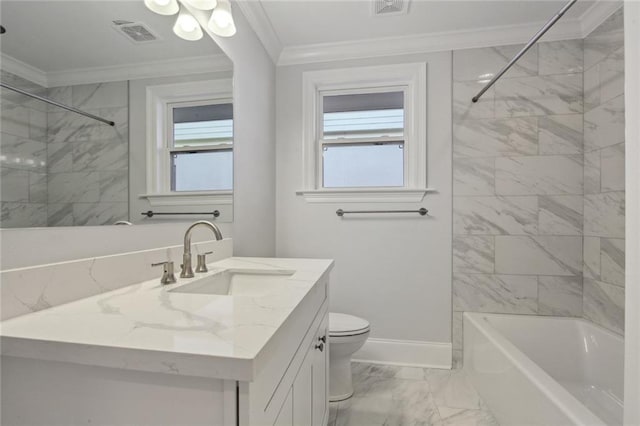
[
  {"left": 495, "top": 155, "right": 583, "bottom": 196},
  {"left": 331, "top": 362, "right": 499, "bottom": 426},
  {"left": 583, "top": 278, "right": 625, "bottom": 335},
  {"left": 453, "top": 157, "right": 495, "bottom": 196},
  {"left": 537, "top": 114, "right": 583, "bottom": 155},
  {"left": 494, "top": 235, "right": 582, "bottom": 276},
  {"left": 454, "top": 117, "right": 538, "bottom": 158},
  {"left": 0, "top": 256, "right": 332, "bottom": 381},
  {"left": 453, "top": 273, "right": 538, "bottom": 314},
  {"left": 453, "top": 236, "right": 494, "bottom": 274},
  {"left": 453, "top": 196, "right": 538, "bottom": 236},
  {"left": 537, "top": 195, "right": 583, "bottom": 236},
  {"left": 537, "top": 276, "right": 582, "bottom": 317}
]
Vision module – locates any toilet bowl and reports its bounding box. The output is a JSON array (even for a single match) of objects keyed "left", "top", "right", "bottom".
[{"left": 329, "top": 312, "right": 370, "bottom": 402}]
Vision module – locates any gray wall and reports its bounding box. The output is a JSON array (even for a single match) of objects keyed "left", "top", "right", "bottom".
[
  {"left": 582, "top": 8, "right": 625, "bottom": 334},
  {"left": 452, "top": 39, "right": 586, "bottom": 356}
]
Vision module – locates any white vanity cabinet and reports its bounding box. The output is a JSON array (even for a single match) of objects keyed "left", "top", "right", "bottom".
[{"left": 1, "top": 257, "right": 333, "bottom": 426}]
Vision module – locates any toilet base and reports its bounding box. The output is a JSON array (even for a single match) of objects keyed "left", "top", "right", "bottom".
[{"left": 329, "top": 353, "right": 355, "bottom": 401}]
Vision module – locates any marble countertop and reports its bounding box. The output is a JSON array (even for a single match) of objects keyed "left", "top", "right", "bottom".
[{"left": 0, "top": 257, "right": 333, "bottom": 381}]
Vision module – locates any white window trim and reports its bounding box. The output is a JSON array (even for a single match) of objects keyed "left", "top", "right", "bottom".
[
  {"left": 139, "top": 79, "right": 233, "bottom": 207},
  {"left": 298, "top": 62, "right": 434, "bottom": 203}
]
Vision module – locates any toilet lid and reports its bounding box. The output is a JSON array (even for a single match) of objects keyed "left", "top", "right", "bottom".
[{"left": 329, "top": 313, "right": 370, "bottom": 336}]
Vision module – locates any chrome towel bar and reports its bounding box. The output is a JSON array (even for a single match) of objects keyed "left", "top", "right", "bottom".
[
  {"left": 336, "top": 208, "right": 428, "bottom": 217},
  {"left": 142, "top": 210, "right": 220, "bottom": 218}
]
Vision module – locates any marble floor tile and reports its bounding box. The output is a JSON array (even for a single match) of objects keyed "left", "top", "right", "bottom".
[{"left": 334, "top": 363, "right": 499, "bottom": 426}]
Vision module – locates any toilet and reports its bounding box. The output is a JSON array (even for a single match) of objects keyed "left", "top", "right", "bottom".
[{"left": 328, "top": 312, "right": 370, "bottom": 402}]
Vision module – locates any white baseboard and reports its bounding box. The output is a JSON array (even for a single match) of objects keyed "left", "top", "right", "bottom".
[{"left": 352, "top": 338, "right": 452, "bottom": 369}]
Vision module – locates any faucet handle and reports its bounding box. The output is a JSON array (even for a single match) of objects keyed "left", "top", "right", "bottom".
[
  {"left": 151, "top": 261, "right": 177, "bottom": 285},
  {"left": 195, "top": 251, "right": 213, "bottom": 273}
]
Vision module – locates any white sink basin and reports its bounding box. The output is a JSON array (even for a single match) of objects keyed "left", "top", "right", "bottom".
[{"left": 169, "top": 269, "right": 295, "bottom": 296}]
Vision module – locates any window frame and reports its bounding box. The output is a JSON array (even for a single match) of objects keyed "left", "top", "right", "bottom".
[
  {"left": 299, "top": 62, "right": 431, "bottom": 203},
  {"left": 167, "top": 98, "right": 233, "bottom": 192},
  {"left": 141, "top": 79, "right": 233, "bottom": 207}
]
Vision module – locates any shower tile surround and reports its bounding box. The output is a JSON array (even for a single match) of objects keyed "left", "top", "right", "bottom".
[
  {"left": 0, "top": 73, "right": 129, "bottom": 227},
  {"left": 452, "top": 8, "right": 625, "bottom": 356}
]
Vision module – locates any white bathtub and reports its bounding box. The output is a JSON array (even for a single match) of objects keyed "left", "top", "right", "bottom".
[{"left": 463, "top": 313, "right": 624, "bottom": 426}]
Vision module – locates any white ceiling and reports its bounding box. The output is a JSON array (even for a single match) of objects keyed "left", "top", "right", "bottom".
[
  {"left": 0, "top": 1, "right": 226, "bottom": 73},
  {"left": 259, "top": 0, "right": 596, "bottom": 46}
]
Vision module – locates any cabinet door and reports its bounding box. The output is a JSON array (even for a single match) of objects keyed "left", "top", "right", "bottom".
[
  {"left": 273, "top": 389, "right": 293, "bottom": 426},
  {"left": 293, "top": 349, "right": 313, "bottom": 425},
  {"left": 312, "top": 314, "right": 329, "bottom": 426}
]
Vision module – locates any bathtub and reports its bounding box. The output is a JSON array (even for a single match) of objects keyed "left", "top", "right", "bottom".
[{"left": 463, "top": 313, "right": 624, "bottom": 426}]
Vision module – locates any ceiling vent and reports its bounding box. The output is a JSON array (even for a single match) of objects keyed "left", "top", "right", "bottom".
[
  {"left": 372, "top": 0, "right": 409, "bottom": 16},
  {"left": 112, "top": 21, "right": 160, "bottom": 44}
]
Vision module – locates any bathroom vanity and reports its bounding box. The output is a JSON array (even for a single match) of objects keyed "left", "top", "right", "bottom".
[{"left": 0, "top": 256, "right": 333, "bottom": 426}]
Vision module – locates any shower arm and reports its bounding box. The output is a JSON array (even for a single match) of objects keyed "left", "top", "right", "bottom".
[
  {"left": 471, "top": 0, "right": 578, "bottom": 103},
  {"left": 0, "top": 82, "right": 115, "bottom": 126}
]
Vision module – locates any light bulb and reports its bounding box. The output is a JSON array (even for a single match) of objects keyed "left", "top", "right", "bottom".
[
  {"left": 144, "top": 0, "right": 179, "bottom": 15},
  {"left": 173, "top": 6, "right": 203, "bottom": 41},
  {"left": 207, "top": 0, "right": 236, "bottom": 37}
]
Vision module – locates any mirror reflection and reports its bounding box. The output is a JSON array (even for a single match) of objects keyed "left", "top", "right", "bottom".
[{"left": 0, "top": 0, "right": 233, "bottom": 228}]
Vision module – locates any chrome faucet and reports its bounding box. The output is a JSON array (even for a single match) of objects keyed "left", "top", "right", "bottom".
[{"left": 181, "top": 221, "right": 223, "bottom": 278}]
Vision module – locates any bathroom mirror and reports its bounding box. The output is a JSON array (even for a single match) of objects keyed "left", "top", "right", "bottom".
[{"left": 0, "top": 0, "right": 234, "bottom": 228}]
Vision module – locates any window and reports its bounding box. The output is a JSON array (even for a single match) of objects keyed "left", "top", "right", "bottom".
[
  {"left": 300, "top": 63, "right": 429, "bottom": 202},
  {"left": 142, "top": 78, "right": 233, "bottom": 207},
  {"left": 168, "top": 101, "right": 233, "bottom": 191},
  {"left": 321, "top": 91, "right": 405, "bottom": 188}
]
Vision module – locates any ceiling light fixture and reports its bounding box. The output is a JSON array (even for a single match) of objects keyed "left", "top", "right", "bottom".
[
  {"left": 208, "top": 0, "right": 236, "bottom": 37},
  {"left": 173, "top": 5, "right": 204, "bottom": 40},
  {"left": 182, "top": 0, "right": 217, "bottom": 11},
  {"left": 144, "top": 0, "right": 236, "bottom": 39},
  {"left": 143, "top": 0, "right": 180, "bottom": 16}
]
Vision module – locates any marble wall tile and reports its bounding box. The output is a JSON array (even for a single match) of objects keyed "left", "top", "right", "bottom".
[
  {"left": 494, "top": 74, "right": 582, "bottom": 118},
  {"left": 584, "top": 151, "right": 601, "bottom": 195},
  {"left": 47, "top": 107, "right": 127, "bottom": 144},
  {"left": 584, "top": 8, "right": 624, "bottom": 70},
  {"left": 47, "top": 203, "right": 74, "bottom": 227},
  {"left": 48, "top": 172, "right": 100, "bottom": 204},
  {"left": 600, "top": 238, "right": 625, "bottom": 287},
  {"left": 600, "top": 143, "right": 625, "bottom": 192},
  {"left": 46, "top": 86, "right": 73, "bottom": 107},
  {"left": 495, "top": 155, "right": 583, "bottom": 195},
  {"left": 583, "top": 278, "right": 624, "bottom": 334},
  {"left": 1, "top": 202, "right": 47, "bottom": 228},
  {"left": 1, "top": 167, "right": 29, "bottom": 202},
  {"left": 538, "top": 195, "right": 583, "bottom": 236},
  {"left": 453, "top": 273, "right": 538, "bottom": 314},
  {"left": 29, "top": 108, "right": 47, "bottom": 142},
  {"left": 538, "top": 40, "right": 583, "bottom": 76},
  {"left": 583, "top": 65, "right": 600, "bottom": 111},
  {"left": 453, "top": 44, "right": 537, "bottom": 82},
  {"left": 452, "top": 312, "right": 463, "bottom": 350},
  {"left": 72, "top": 139, "right": 128, "bottom": 172},
  {"left": 583, "top": 237, "right": 601, "bottom": 280},
  {"left": 584, "top": 192, "right": 625, "bottom": 238},
  {"left": 72, "top": 82, "right": 128, "bottom": 109},
  {"left": 538, "top": 114, "right": 583, "bottom": 155},
  {"left": 453, "top": 196, "right": 537, "bottom": 235},
  {"left": 495, "top": 235, "right": 582, "bottom": 276},
  {"left": 598, "top": 48, "right": 625, "bottom": 105},
  {"left": 73, "top": 202, "right": 128, "bottom": 226},
  {"left": 0, "top": 133, "right": 47, "bottom": 172},
  {"left": 28, "top": 172, "right": 47, "bottom": 204},
  {"left": 454, "top": 81, "right": 495, "bottom": 120},
  {"left": 1, "top": 102, "right": 30, "bottom": 138},
  {"left": 538, "top": 276, "right": 582, "bottom": 316},
  {"left": 453, "top": 236, "right": 494, "bottom": 274},
  {"left": 453, "top": 158, "right": 495, "bottom": 196},
  {"left": 47, "top": 141, "right": 73, "bottom": 173},
  {"left": 584, "top": 94, "right": 625, "bottom": 151},
  {"left": 99, "top": 170, "right": 129, "bottom": 202},
  {"left": 454, "top": 117, "right": 537, "bottom": 157}
]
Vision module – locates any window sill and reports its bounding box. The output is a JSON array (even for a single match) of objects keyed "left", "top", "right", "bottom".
[
  {"left": 139, "top": 191, "right": 233, "bottom": 207},
  {"left": 296, "top": 188, "right": 435, "bottom": 203}
]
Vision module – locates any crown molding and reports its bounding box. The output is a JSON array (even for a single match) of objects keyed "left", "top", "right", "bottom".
[
  {"left": 579, "top": 0, "right": 623, "bottom": 38},
  {"left": 47, "top": 54, "right": 232, "bottom": 87},
  {"left": 234, "top": 0, "right": 282, "bottom": 63},
  {"left": 278, "top": 18, "right": 583, "bottom": 66},
  {"left": 275, "top": 0, "right": 623, "bottom": 66},
  {"left": 0, "top": 54, "right": 48, "bottom": 87}
]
